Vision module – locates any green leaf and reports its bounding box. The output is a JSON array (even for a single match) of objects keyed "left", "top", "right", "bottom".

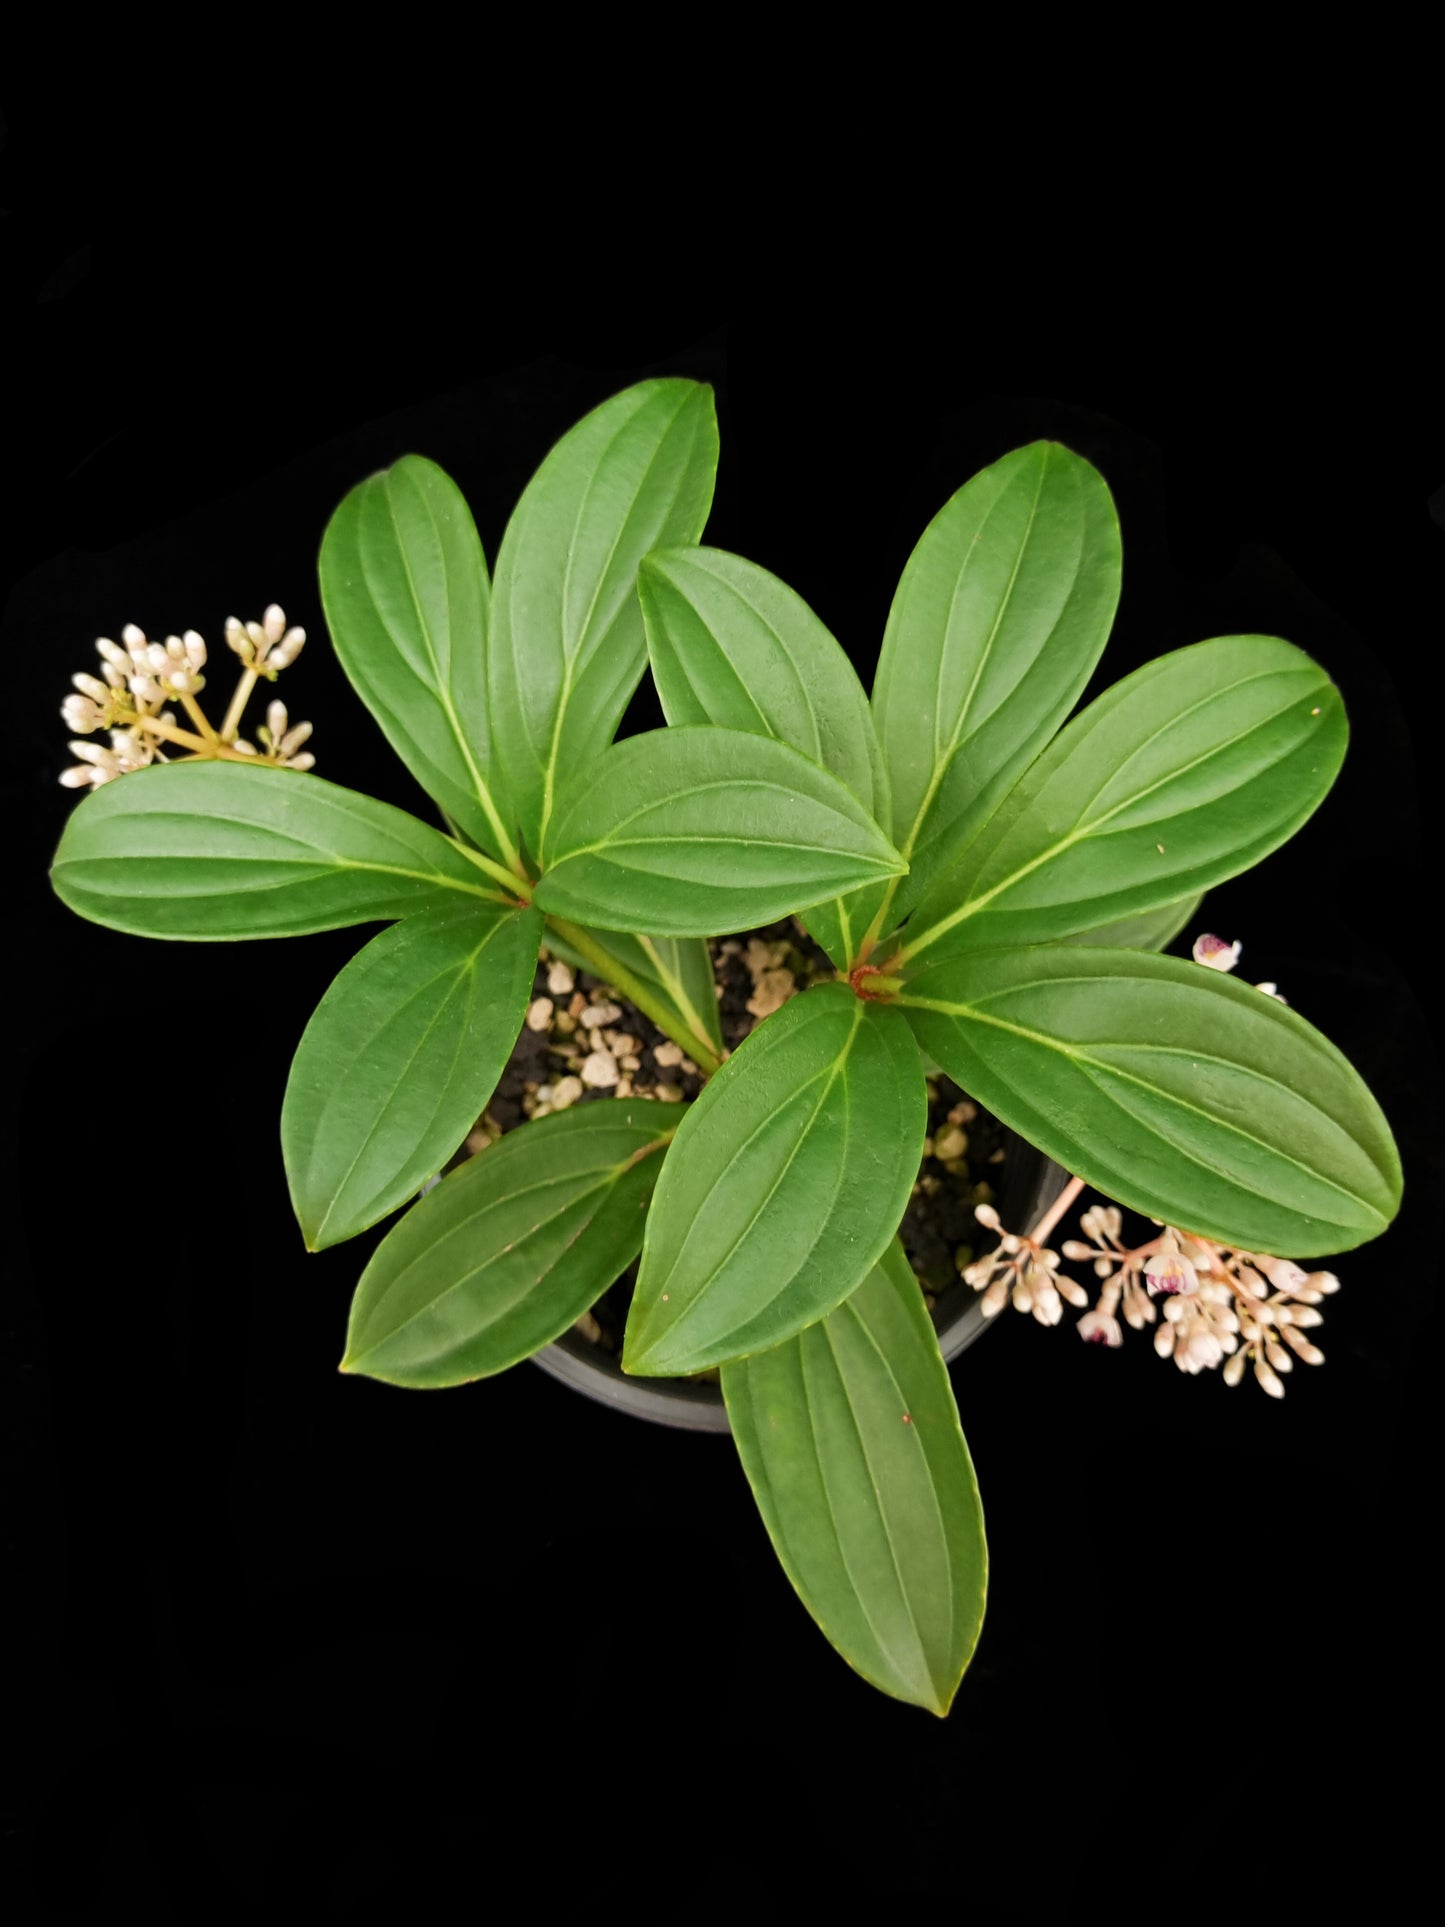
[
  {"left": 623, "top": 984, "right": 927, "bottom": 1376},
  {"left": 639, "top": 544, "right": 889, "bottom": 970},
  {"left": 532, "top": 726, "right": 906, "bottom": 938},
  {"left": 318, "top": 455, "right": 520, "bottom": 866},
  {"left": 541, "top": 924, "right": 724, "bottom": 1062},
  {"left": 50, "top": 762, "right": 511, "bottom": 939},
  {"left": 1059, "top": 891, "right": 1203, "bottom": 952},
  {"left": 282, "top": 901, "right": 543, "bottom": 1250},
  {"left": 903, "top": 636, "right": 1346, "bottom": 962},
  {"left": 868, "top": 441, "right": 1121, "bottom": 929},
  {"left": 722, "top": 1239, "right": 987, "bottom": 1716},
  {"left": 341, "top": 1102, "right": 672, "bottom": 1387},
  {"left": 899, "top": 946, "right": 1401, "bottom": 1255},
  {"left": 488, "top": 379, "right": 719, "bottom": 859}
]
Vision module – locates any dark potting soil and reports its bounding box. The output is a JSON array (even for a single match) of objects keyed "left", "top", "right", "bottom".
[{"left": 452, "top": 918, "right": 1009, "bottom": 1376}]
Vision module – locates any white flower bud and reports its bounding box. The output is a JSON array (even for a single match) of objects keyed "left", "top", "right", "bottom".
[
  {"left": 974, "top": 1203, "right": 1001, "bottom": 1230},
  {"left": 1223, "top": 1350, "right": 1247, "bottom": 1387},
  {"left": 121, "top": 622, "right": 146, "bottom": 648},
  {"left": 1253, "top": 1357, "right": 1286, "bottom": 1398},
  {"left": 263, "top": 603, "right": 287, "bottom": 644}
]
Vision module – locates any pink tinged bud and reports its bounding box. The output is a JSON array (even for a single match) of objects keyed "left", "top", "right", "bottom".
[
  {"left": 1154, "top": 1323, "right": 1176, "bottom": 1358},
  {"left": 1265, "top": 1340, "right": 1293, "bottom": 1373},
  {"left": 1011, "top": 1279, "right": 1033, "bottom": 1315},
  {"left": 1282, "top": 1327, "right": 1325, "bottom": 1365},
  {"left": 1193, "top": 933, "right": 1242, "bottom": 972},
  {"left": 1056, "top": 1274, "right": 1090, "bottom": 1309},
  {"left": 1061, "top": 1240, "right": 1093, "bottom": 1261},
  {"left": 974, "top": 1203, "right": 1001, "bottom": 1230},
  {"left": 1254, "top": 1357, "right": 1286, "bottom": 1399},
  {"left": 1259, "top": 1256, "right": 1309, "bottom": 1294},
  {"left": 981, "top": 1277, "right": 1010, "bottom": 1317},
  {"left": 1306, "top": 1271, "right": 1341, "bottom": 1294},
  {"left": 1223, "top": 1350, "right": 1247, "bottom": 1387}
]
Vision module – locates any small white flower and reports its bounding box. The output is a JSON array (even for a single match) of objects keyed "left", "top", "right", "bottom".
[
  {"left": 1078, "top": 1306, "right": 1124, "bottom": 1347},
  {"left": 1192, "top": 933, "right": 1242, "bottom": 972}
]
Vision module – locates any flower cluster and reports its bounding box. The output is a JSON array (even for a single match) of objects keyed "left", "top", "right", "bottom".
[
  {"left": 59, "top": 605, "right": 313, "bottom": 789},
  {"left": 963, "top": 1202, "right": 1090, "bottom": 1325},
  {"left": 963, "top": 1190, "right": 1338, "bottom": 1398}
]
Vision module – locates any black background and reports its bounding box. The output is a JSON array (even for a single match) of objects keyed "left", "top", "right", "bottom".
[{"left": 5, "top": 153, "right": 1442, "bottom": 1917}]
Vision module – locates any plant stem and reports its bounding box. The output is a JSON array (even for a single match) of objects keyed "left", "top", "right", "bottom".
[
  {"left": 140, "top": 715, "right": 264, "bottom": 763},
  {"left": 545, "top": 917, "right": 724, "bottom": 1077},
  {"left": 1029, "top": 1173, "right": 1085, "bottom": 1247},
  {"left": 219, "top": 669, "right": 258, "bottom": 743},
  {"left": 447, "top": 839, "right": 535, "bottom": 900},
  {"left": 179, "top": 691, "right": 220, "bottom": 743}
]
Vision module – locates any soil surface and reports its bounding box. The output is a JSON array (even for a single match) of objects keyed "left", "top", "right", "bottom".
[{"left": 449, "top": 917, "right": 1010, "bottom": 1377}]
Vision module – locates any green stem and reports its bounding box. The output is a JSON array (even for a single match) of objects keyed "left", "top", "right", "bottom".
[
  {"left": 444, "top": 834, "right": 534, "bottom": 900},
  {"left": 545, "top": 916, "right": 724, "bottom": 1078}
]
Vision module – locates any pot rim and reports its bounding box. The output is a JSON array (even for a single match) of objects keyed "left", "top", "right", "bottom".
[{"left": 529, "top": 1130, "right": 1072, "bottom": 1433}]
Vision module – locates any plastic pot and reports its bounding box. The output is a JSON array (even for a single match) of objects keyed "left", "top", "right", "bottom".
[{"left": 529, "top": 1132, "right": 1071, "bottom": 1432}]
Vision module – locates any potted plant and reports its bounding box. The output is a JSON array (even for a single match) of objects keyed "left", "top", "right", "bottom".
[{"left": 47, "top": 376, "right": 1401, "bottom": 1717}]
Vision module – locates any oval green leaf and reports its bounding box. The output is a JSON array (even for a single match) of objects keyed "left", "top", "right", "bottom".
[
  {"left": 869, "top": 440, "right": 1121, "bottom": 930},
  {"left": 283, "top": 901, "right": 543, "bottom": 1250},
  {"left": 639, "top": 544, "right": 889, "bottom": 970},
  {"left": 623, "top": 984, "right": 927, "bottom": 1376},
  {"left": 341, "top": 1102, "right": 673, "bottom": 1387},
  {"left": 488, "top": 379, "right": 719, "bottom": 859},
  {"left": 1059, "top": 890, "right": 1204, "bottom": 952},
  {"left": 900, "top": 946, "right": 1401, "bottom": 1255},
  {"left": 722, "top": 1238, "right": 987, "bottom": 1716},
  {"left": 904, "top": 637, "right": 1346, "bottom": 963},
  {"left": 50, "top": 761, "right": 510, "bottom": 939},
  {"left": 532, "top": 726, "right": 906, "bottom": 938},
  {"left": 319, "top": 455, "right": 520, "bottom": 866}
]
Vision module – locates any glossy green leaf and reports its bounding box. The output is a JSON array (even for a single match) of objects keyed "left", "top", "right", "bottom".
[
  {"left": 282, "top": 902, "right": 543, "bottom": 1250},
  {"left": 1059, "top": 891, "right": 1203, "bottom": 952},
  {"left": 532, "top": 726, "right": 906, "bottom": 938},
  {"left": 639, "top": 544, "right": 888, "bottom": 970},
  {"left": 723, "top": 1239, "right": 986, "bottom": 1716},
  {"left": 903, "top": 637, "right": 1346, "bottom": 963},
  {"left": 868, "top": 441, "right": 1121, "bottom": 930},
  {"left": 624, "top": 984, "right": 927, "bottom": 1375},
  {"left": 318, "top": 455, "right": 520, "bottom": 866},
  {"left": 899, "top": 946, "right": 1401, "bottom": 1255},
  {"left": 50, "top": 761, "right": 510, "bottom": 939},
  {"left": 541, "top": 924, "right": 724, "bottom": 1062},
  {"left": 488, "top": 379, "right": 719, "bottom": 859},
  {"left": 341, "top": 1103, "right": 672, "bottom": 1387}
]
